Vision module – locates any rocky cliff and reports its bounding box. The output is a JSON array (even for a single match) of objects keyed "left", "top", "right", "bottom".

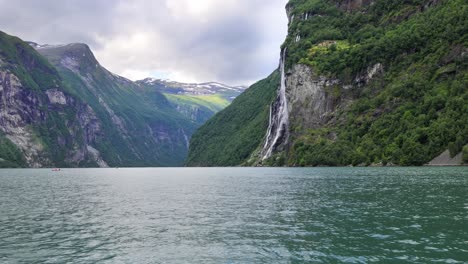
[
  {"left": 0, "top": 32, "right": 106, "bottom": 167},
  {"left": 187, "top": 0, "right": 467, "bottom": 167},
  {"left": 0, "top": 31, "right": 196, "bottom": 167},
  {"left": 35, "top": 42, "right": 197, "bottom": 167}
]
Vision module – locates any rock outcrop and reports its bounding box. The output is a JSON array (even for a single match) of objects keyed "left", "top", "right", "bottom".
[
  {"left": 0, "top": 31, "right": 196, "bottom": 167},
  {"left": 259, "top": 59, "right": 384, "bottom": 162},
  {"left": 0, "top": 70, "right": 105, "bottom": 167},
  {"left": 35, "top": 42, "right": 196, "bottom": 167},
  {"left": 286, "top": 64, "right": 339, "bottom": 131},
  {"left": 427, "top": 150, "right": 464, "bottom": 166}
]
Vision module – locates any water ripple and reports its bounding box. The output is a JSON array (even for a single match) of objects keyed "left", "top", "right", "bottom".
[{"left": 0, "top": 167, "right": 467, "bottom": 263}]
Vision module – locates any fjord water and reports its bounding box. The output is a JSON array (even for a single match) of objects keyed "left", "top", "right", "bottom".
[{"left": 0, "top": 168, "right": 467, "bottom": 263}]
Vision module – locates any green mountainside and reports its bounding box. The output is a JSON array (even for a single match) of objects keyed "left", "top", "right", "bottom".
[
  {"left": 187, "top": 0, "right": 467, "bottom": 166},
  {"left": 0, "top": 31, "right": 104, "bottom": 167},
  {"left": 2, "top": 0, "right": 466, "bottom": 167},
  {"left": 36, "top": 43, "right": 197, "bottom": 166},
  {"left": 0, "top": 31, "right": 196, "bottom": 167},
  {"left": 136, "top": 79, "right": 245, "bottom": 125},
  {"left": 163, "top": 94, "right": 229, "bottom": 124},
  {"left": 187, "top": 71, "right": 279, "bottom": 166}
]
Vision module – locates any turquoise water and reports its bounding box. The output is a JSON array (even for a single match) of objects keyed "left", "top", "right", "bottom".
[{"left": 0, "top": 167, "right": 467, "bottom": 263}]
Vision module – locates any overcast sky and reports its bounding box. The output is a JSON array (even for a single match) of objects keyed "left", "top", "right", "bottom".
[{"left": 0, "top": 0, "right": 288, "bottom": 85}]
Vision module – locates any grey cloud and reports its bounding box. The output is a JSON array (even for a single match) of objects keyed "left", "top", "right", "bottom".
[
  {"left": 0, "top": 0, "right": 288, "bottom": 85},
  {"left": 0, "top": 0, "right": 117, "bottom": 46}
]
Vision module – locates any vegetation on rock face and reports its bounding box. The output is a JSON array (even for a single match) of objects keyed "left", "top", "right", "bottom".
[
  {"left": 1, "top": 31, "right": 101, "bottom": 167},
  {"left": 37, "top": 43, "right": 197, "bottom": 167},
  {"left": 187, "top": 0, "right": 467, "bottom": 167},
  {"left": 1, "top": 31, "right": 198, "bottom": 167},
  {"left": 0, "top": 32, "right": 61, "bottom": 92},
  {"left": 186, "top": 71, "right": 280, "bottom": 166},
  {"left": 284, "top": 0, "right": 467, "bottom": 166},
  {"left": 135, "top": 79, "right": 244, "bottom": 128},
  {"left": 2, "top": 0, "right": 466, "bottom": 167},
  {"left": 0, "top": 135, "right": 26, "bottom": 168},
  {"left": 163, "top": 94, "right": 230, "bottom": 124},
  {"left": 165, "top": 94, "right": 229, "bottom": 113}
]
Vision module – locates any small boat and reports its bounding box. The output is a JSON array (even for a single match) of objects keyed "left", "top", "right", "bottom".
[{"left": 51, "top": 168, "right": 61, "bottom": 171}]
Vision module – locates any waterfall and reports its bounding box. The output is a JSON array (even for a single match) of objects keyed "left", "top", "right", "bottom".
[{"left": 261, "top": 49, "right": 289, "bottom": 160}]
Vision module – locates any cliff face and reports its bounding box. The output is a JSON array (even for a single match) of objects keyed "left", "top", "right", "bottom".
[
  {"left": 260, "top": 60, "right": 383, "bottom": 162},
  {"left": 0, "top": 31, "right": 196, "bottom": 167},
  {"left": 261, "top": 0, "right": 467, "bottom": 166},
  {"left": 35, "top": 43, "right": 196, "bottom": 167},
  {"left": 286, "top": 64, "right": 340, "bottom": 131},
  {"left": 172, "top": 103, "right": 213, "bottom": 124},
  {"left": 187, "top": 0, "right": 467, "bottom": 167},
  {"left": 0, "top": 71, "right": 47, "bottom": 167},
  {"left": 0, "top": 33, "right": 106, "bottom": 167},
  {"left": 0, "top": 71, "right": 107, "bottom": 167}
]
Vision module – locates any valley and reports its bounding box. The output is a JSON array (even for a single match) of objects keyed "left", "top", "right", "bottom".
[{"left": 0, "top": 34, "right": 242, "bottom": 167}]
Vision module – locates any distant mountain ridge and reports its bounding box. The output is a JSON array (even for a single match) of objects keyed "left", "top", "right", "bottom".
[
  {"left": 136, "top": 78, "right": 246, "bottom": 126},
  {"left": 0, "top": 32, "right": 245, "bottom": 168},
  {"left": 137, "top": 78, "right": 246, "bottom": 101}
]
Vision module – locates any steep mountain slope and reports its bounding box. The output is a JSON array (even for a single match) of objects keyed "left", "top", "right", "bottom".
[
  {"left": 34, "top": 42, "right": 196, "bottom": 167},
  {"left": 186, "top": 71, "right": 279, "bottom": 166},
  {"left": 0, "top": 31, "right": 108, "bottom": 167},
  {"left": 187, "top": 0, "right": 467, "bottom": 166},
  {"left": 136, "top": 78, "right": 246, "bottom": 125},
  {"left": 0, "top": 31, "right": 195, "bottom": 167}
]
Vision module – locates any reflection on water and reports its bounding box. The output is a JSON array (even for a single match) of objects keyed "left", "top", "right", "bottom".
[{"left": 0, "top": 167, "right": 467, "bottom": 263}]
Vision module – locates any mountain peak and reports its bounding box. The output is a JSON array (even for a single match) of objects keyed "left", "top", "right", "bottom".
[
  {"left": 28, "top": 42, "right": 91, "bottom": 51},
  {"left": 32, "top": 42, "right": 99, "bottom": 73}
]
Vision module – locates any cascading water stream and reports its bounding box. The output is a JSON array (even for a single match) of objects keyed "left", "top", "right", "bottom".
[{"left": 262, "top": 48, "right": 289, "bottom": 160}]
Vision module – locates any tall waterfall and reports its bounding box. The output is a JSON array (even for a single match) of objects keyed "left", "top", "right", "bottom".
[{"left": 262, "top": 49, "right": 289, "bottom": 160}]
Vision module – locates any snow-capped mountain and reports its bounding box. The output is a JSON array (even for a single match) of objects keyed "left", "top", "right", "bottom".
[{"left": 137, "top": 78, "right": 247, "bottom": 101}]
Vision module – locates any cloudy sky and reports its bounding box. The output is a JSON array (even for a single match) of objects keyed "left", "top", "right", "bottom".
[{"left": 0, "top": 0, "right": 288, "bottom": 85}]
